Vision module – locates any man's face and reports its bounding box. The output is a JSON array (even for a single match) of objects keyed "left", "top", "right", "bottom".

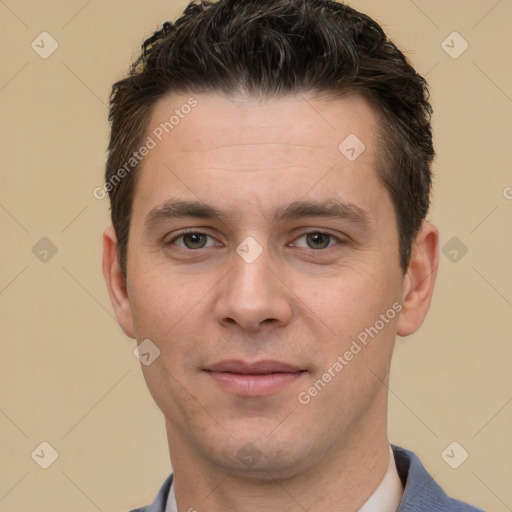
[{"left": 117, "top": 92, "right": 408, "bottom": 477}]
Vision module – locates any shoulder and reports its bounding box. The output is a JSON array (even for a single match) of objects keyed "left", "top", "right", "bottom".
[
  {"left": 393, "top": 445, "right": 485, "bottom": 512},
  {"left": 128, "top": 473, "right": 174, "bottom": 512}
]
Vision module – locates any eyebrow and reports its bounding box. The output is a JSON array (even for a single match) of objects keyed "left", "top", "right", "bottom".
[{"left": 144, "top": 198, "right": 371, "bottom": 230}]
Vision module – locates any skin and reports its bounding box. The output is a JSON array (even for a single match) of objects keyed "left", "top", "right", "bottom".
[{"left": 103, "top": 92, "right": 439, "bottom": 512}]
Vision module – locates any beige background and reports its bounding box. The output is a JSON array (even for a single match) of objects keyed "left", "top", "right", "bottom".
[{"left": 1, "top": 0, "right": 511, "bottom": 510}]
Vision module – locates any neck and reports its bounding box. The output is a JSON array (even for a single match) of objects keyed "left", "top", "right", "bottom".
[{"left": 165, "top": 397, "right": 391, "bottom": 512}]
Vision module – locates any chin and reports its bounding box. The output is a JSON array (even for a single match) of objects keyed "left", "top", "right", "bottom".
[{"left": 204, "top": 431, "right": 314, "bottom": 480}]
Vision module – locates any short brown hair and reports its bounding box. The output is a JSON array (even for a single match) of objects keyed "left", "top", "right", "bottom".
[{"left": 106, "top": 0, "right": 434, "bottom": 276}]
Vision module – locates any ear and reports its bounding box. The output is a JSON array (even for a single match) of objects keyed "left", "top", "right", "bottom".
[
  {"left": 102, "top": 226, "right": 135, "bottom": 339},
  {"left": 396, "top": 221, "right": 439, "bottom": 337}
]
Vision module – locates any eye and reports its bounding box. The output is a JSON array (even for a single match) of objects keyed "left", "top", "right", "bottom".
[
  {"left": 169, "top": 232, "right": 216, "bottom": 249},
  {"left": 292, "top": 231, "right": 340, "bottom": 250}
]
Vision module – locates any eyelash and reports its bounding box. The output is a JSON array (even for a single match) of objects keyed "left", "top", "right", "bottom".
[{"left": 166, "top": 230, "right": 343, "bottom": 251}]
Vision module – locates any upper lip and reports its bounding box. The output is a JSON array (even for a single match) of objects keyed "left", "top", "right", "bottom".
[{"left": 205, "top": 360, "right": 304, "bottom": 375}]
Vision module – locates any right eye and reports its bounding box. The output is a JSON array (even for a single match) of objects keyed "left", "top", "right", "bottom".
[{"left": 167, "top": 231, "right": 217, "bottom": 250}]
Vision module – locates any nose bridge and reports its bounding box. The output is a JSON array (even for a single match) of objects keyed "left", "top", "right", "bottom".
[
  {"left": 215, "top": 241, "right": 292, "bottom": 330},
  {"left": 234, "top": 249, "right": 271, "bottom": 299}
]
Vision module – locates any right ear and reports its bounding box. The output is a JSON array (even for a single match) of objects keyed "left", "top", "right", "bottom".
[{"left": 102, "top": 226, "right": 135, "bottom": 338}]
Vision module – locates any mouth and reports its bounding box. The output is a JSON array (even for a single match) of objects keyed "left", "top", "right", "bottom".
[{"left": 204, "top": 360, "right": 307, "bottom": 397}]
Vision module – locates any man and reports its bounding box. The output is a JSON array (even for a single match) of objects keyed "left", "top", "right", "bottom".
[{"left": 102, "top": 1, "right": 484, "bottom": 510}]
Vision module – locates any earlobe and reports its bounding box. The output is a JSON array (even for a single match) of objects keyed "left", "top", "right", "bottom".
[
  {"left": 102, "top": 226, "right": 135, "bottom": 339},
  {"left": 396, "top": 221, "right": 439, "bottom": 337}
]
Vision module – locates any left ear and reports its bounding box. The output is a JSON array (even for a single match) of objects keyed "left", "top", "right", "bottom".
[{"left": 396, "top": 221, "right": 439, "bottom": 337}]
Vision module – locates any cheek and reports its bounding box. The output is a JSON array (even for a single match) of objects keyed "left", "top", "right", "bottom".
[
  {"left": 128, "top": 271, "right": 214, "bottom": 381},
  {"left": 291, "top": 262, "right": 399, "bottom": 334},
  {"left": 291, "top": 263, "right": 401, "bottom": 397},
  {"left": 127, "top": 263, "right": 203, "bottom": 339}
]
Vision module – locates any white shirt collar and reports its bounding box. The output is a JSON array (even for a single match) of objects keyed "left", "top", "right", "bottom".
[
  {"left": 165, "top": 477, "right": 178, "bottom": 512},
  {"left": 165, "top": 445, "right": 403, "bottom": 512},
  {"left": 358, "top": 446, "right": 403, "bottom": 512}
]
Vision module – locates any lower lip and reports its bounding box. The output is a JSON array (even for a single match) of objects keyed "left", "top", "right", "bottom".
[{"left": 206, "top": 371, "right": 305, "bottom": 396}]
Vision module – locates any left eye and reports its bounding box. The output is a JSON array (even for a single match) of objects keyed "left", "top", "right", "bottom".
[
  {"left": 172, "top": 232, "right": 216, "bottom": 249},
  {"left": 292, "top": 232, "right": 339, "bottom": 250}
]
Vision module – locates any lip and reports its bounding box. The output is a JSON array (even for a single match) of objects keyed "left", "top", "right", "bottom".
[
  {"left": 205, "top": 359, "right": 306, "bottom": 396},
  {"left": 207, "top": 359, "right": 303, "bottom": 374}
]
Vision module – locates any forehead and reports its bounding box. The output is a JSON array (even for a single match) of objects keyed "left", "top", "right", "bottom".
[
  {"left": 145, "top": 91, "right": 380, "bottom": 164},
  {"left": 133, "top": 91, "right": 386, "bottom": 217}
]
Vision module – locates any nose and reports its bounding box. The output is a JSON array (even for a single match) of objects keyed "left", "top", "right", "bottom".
[{"left": 214, "top": 243, "right": 293, "bottom": 332}]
